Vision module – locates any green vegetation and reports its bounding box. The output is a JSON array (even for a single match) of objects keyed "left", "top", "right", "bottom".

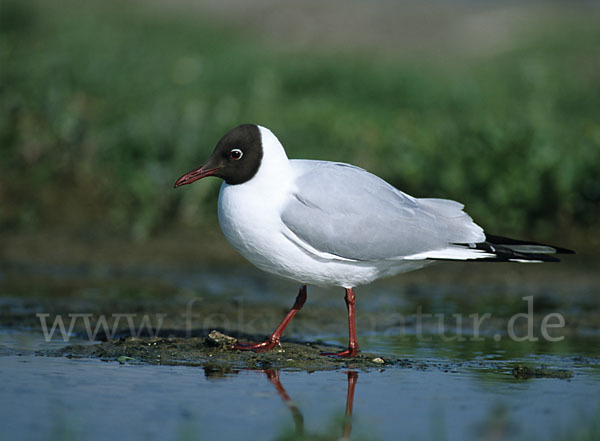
[{"left": 1, "top": 0, "right": 599, "bottom": 241}]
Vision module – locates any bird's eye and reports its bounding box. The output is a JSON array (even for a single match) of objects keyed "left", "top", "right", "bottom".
[{"left": 230, "top": 149, "right": 243, "bottom": 160}]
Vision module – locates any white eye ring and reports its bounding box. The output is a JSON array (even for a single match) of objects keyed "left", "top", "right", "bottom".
[{"left": 230, "top": 148, "right": 243, "bottom": 160}]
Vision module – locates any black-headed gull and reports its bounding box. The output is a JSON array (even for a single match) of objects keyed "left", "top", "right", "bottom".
[{"left": 174, "top": 124, "right": 573, "bottom": 357}]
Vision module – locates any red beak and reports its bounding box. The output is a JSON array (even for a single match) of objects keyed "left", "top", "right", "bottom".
[{"left": 174, "top": 166, "right": 221, "bottom": 188}]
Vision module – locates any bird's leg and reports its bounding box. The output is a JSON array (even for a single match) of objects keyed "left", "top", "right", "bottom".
[
  {"left": 233, "top": 285, "right": 307, "bottom": 352},
  {"left": 321, "top": 288, "right": 360, "bottom": 357}
]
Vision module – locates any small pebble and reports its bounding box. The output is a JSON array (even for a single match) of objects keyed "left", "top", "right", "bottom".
[
  {"left": 206, "top": 330, "right": 238, "bottom": 347},
  {"left": 372, "top": 357, "right": 385, "bottom": 364}
]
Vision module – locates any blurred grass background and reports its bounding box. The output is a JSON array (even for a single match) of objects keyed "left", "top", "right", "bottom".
[{"left": 1, "top": 0, "right": 599, "bottom": 252}]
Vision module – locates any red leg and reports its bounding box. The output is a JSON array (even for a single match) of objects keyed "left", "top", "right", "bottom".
[
  {"left": 322, "top": 288, "right": 360, "bottom": 357},
  {"left": 233, "top": 285, "right": 307, "bottom": 352}
]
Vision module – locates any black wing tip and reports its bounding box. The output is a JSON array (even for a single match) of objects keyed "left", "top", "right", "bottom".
[
  {"left": 555, "top": 246, "right": 576, "bottom": 255},
  {"left": 484, "top": 233, "right": 575, "bottom": 255},
  {"left": 428, "top": 254, "right": 561, "bottom": 263},
  {"left": 446, "top": 233, "right": 574, "bottom": 263}
]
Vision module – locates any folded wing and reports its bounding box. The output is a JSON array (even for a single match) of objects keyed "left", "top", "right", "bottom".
[{"left": 281, "top": 161, "right": 486, "bottom": 262}]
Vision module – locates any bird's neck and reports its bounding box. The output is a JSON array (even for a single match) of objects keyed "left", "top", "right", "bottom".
[{"left": 252, "top": 126, "right": 293, "bottom": 188}]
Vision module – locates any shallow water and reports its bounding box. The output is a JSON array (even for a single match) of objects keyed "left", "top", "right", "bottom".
[
  {"left": 0, "top": 354, "right": 598, "bottom": 441},
  {"left": 1, "top": 260, "right": 599, "bottom": 440}
]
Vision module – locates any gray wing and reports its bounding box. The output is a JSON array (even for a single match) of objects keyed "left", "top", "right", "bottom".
[{"left": 281, "top": 160, "right": 485, "bottom": 261}]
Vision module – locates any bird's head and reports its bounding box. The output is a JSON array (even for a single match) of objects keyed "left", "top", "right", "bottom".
[{"left": 174, "top": 124, "right": 263, "bottom": 187}]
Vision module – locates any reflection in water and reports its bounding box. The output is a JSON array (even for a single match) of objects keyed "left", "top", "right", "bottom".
[
  {"left": 264, "top": 369, "right": 304, "bottom": 433},
  {"left": 263, "top": 369, "right": 358, "bottom": 440},
  {"left": 343, "top": 371, "right": 358, "bottom": 440}
]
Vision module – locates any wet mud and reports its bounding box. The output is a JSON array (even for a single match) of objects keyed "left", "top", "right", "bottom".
[
  {"left": 43, "top": 330, "right": 576, "bottom": 380},
  {"left": 51, "top": 331, "right": 409, "bottom": 372}
]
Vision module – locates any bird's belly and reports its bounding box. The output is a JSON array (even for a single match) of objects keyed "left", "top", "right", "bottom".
[{"left": 220, "top": 225, "right": 384, "bottom": 287}]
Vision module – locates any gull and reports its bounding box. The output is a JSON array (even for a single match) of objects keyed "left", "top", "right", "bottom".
[{"left": 174, "top": 124, "right": 573, "bottom": 357}]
